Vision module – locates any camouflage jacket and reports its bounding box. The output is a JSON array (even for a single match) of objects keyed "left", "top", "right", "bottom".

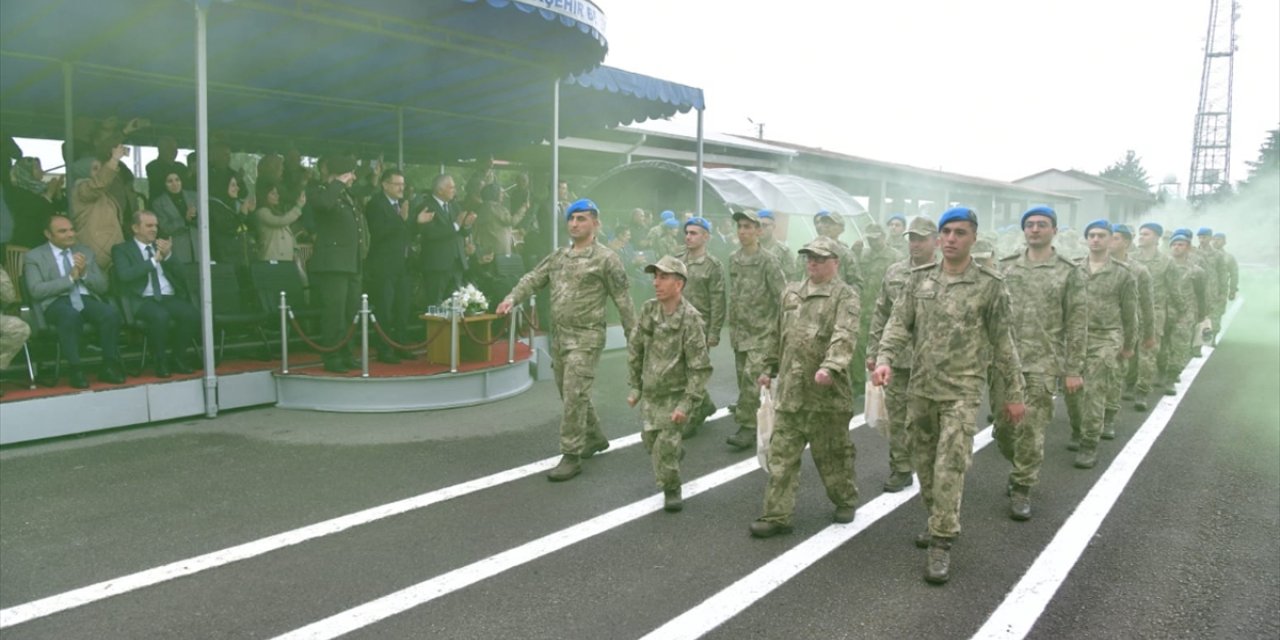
[
  {"left": 832, "top": 238, "right": 864, "bottom": 291},
  {"left": 627, "top": 297, "right": 712, "bottom": 416},
  {"left": 1190, "top": 247, "right": 1225, "bottom": 301},
  {"left": 728, "top": 246, "right": 786, "bottom": 351},
  {"left": 1167, "top": 257, "right": 1207, "bottom": 323},
  {"left": 997, "top": 249, "right": 1086, "bottom": 377},
  {"left": 646, "top": 228, "right": 682, "bottom": 261},
  {"left": 1125, "top": 257, "right": 1156, "bottom": 344},
  {"left": 876, "top": 259, "right": 1024, "bottom": 403},
  {"left": 1077, "top": 256, "right": 1138, "bottom": 350},
  {"left": 761, "top": 237, "right": 800, "bottom": 281},
  {"left": 675, "top": 249, "right": 726, "bottom": 340},
  {"left": 866, "top": 258, "right": 917, "bottom": 369},
  {"left": 1133, "top": 249, "right": 1173, "bottom": 323},
  {"left": 508, "top": 241, "right": 636, "bottom": 349},
  {"left": 1223, "top": 250, "right": 1239, "bottom": 297},
  {"left": 857, "top": 243, "right": 901, "bottom": 323},
  {"left": 765, "top": 278, "right": 860, "bottom": 413}
]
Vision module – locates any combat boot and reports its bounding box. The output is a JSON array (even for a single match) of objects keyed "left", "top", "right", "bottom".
[
  {"left": 1134, "top": 399, "right": 1149, "bottom": 412},
  {"left": 581, "top": 438, "right": 610, "bottom": 459},
  {"left": 1066, "top": 434, "right": 1081, "bottom": 451},
  {"left": 914, "top": 532, "right": 931, "bottom": 549},
  {"left": 726, "top": 427, "right": 754, "bottom": 450},
  {"left": 1100, "top": 412, "right": 1117, "bottom": 440},
  {"left": 1073, "top": 445, "right": 1098, "bottom": 469},
  {"left": 547, "top": 454, "right": 581, "bottom": 481},
  {"left": 1009, "top": 484, "right": 1032, "bottom": 521},
  {"left": 663, "top": 487, "right": 683, "bottom": 512},
  {"left": 833, "top": 505, "right": 856, "bottom": 524},
  {"left": 882, "top": 470, "right": 914, "bottom": 493},
  {"left": 924, "top": 536, "right": 954, "bottom": 585},
  {"left": 1162, "top": 382, "right": 1177, "bottom": 396},
  {"left": 748, "top": 519, "right": 793, "bottom": 538},
  {"left": 1121, "top": 388, "right": 1135, "bottom": 401}
]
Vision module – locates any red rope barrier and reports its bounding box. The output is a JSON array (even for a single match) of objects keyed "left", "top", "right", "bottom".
[
  {"left": 458, "top": 314, "right": 511, "bottom": 346},
  {"left": 370, "top": 317, "right": 445, "bottom": 350},
  {"left": 289, "top": 316, "right": 358, "bottom": 353}
]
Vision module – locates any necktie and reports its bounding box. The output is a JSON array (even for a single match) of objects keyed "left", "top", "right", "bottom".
[
  {"left": 146, "top": 245, "right": 162, "bottom": 297},
  {"left": 62, "top": 249, "right": 84, "bottom": 311}
]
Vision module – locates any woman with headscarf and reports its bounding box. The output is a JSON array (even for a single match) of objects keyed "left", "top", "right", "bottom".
[
  {"left": 473, "top": 181, "right": 524, "bottom": 257},
  {"left": 254, "top": 180, "right": 305, "bottom": 262},
  {"left": 5, "top": 157, "right": 62, "bottom": 248},
  {"left": 208, "top": 174, "right": 253, "bottom": 267},
  {"left": 149, "top": 169, "right": 198, "bottom": 263}
]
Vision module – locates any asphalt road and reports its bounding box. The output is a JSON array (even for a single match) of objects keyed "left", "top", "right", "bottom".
[{"left": 1, "top": 273, "right": 1276, "bottom": 640}]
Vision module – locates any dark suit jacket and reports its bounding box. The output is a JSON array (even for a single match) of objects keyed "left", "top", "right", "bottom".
[
  {"left": 22, "top": 242, "right": 110, "bottom": 311},
  {"left": 309, "top": 179, "right": 365, "bottom": 274},
  {"left": 110, "top": 239, "right": 191, "bottom": 301},
  {"left": 364, "top": 195, "right": 410, "bottom": 277},
  {"left": 415, "top": 196, "right": 468, "bottom": 273}
]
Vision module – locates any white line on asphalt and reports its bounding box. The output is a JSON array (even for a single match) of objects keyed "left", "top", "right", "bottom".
[
  {"left": 271, "top": 416, "right": 868, "bottom": 640},
  {"left": 638, "top": 427, "right": 995, "bottom": 640},
  {"left": 0, "top": 408, "right": 726, "bottom": 629},
  {"left": 970, "top": 297, "right": 1243, "bottom": 640}
]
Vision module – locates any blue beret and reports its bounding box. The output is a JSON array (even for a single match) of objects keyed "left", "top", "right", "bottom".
[
  {"left": 1021, "top": 205, "right": 1057, "bottom": 228},
  {"left": 1140, "top": 222, "right": 1164, "bottom": 237},
  {"left": 660, "top": 210, "right": 676, "bottom": 221},
  {"left": 1196, "top": 226, "right": 1213, "bottom": 236},
  {"left": 1173, "top": 227, "right": 1193, "bottom": 238},
  {"left": 662, "top": 218, "right": 679, "bottom": 229},
  {"left": 1112, "top": 223, "right": 1133, "bottom": 238},
  {"left": 938, "top": 206, "right": 978, "bottom": 230},
  {"left": 1213, "top": 232, "right": 1225, "bottom": 239},
  {"left": 756, "top": 209, "right": 775, "bottom": 219},
  {"left": 1084, "top": 219, "right": 1111, "bottom": 237},
  {"left": 565, "top": 198, "right": 598, "bottom": 218},
  {"left": 886, "top": 213, "right": 907, "bottom": 225},
  {"left": 685, "top": 216, "right": 711, "bottom": 232},
  {"left": 1169, "top": 233, "right": 1192, "bottom": 245}
]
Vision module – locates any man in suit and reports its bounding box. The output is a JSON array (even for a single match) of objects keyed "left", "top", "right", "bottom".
[
  {"left": 415, "top": 173, "right": 473, "bottom": 306},
  {"left": 364, "top": 169, "right": 415, "bottom": 364},
  {"left": 308, "top": 156, "right": 367, "bottom": 373},
  {"left": 112, "top": 210, "right": 200, "bottom": 377},
  {"left": 23, "top": 214, "right": 126, "bottom": 388}
]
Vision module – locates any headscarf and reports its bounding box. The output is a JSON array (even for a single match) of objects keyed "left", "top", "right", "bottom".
[{"left": 10, "top": 158, "right": 48, "bottom": 196}]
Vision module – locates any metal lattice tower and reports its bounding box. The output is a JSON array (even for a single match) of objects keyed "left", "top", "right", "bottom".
[{"left": 1187, "top": 0, "right": 1239, "bottom": 203}]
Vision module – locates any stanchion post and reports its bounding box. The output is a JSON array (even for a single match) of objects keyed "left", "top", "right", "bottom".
[
  {"left": 450, "top": 308, "right": 460, "bottom": 373},
  {"left": 279, "top": 291, "right": 289, "bottom": 374},
  {"left": 508, "top": 307, "right": 518, "bottom": 364},
  {"left": 360, "top": 294, "right": 370, "bottom": 378}
]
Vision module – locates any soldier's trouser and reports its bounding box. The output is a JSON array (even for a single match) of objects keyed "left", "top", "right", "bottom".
[
  {"left": 884, "top": 367, "right": 914, "bottom": 474},
  {"left": 851, "top": 318, "right": 870, "bottom": 391},
  {"left": 1161, "top": 313, "right": 1195, "bottom": 381},
  {"left": 760, "top": 409, "right": 857, "bottom": 525},
  {"left": 1133, "top": 310, "right": 1164, "bottom": 394},
  {"left": 733, "top": 349, "right": 765, "bottom": 429},
  {"left": 1065, "top": 330, "right": 1121, "bottom": 447},
  {"left": 0, "top": 314, "right": 31, "bottom": 369},
  {"left": 907, "top": 395, "right": 980, "bottom": 538},
  {"left": 993, "top": 372, "right": 1051, "bottom": 487},
  {"left": 641, "top": 396, "right": 684, "bottom": 490},
  {"left": 551, "top": 342, "right": 607, "bottom": 456}
]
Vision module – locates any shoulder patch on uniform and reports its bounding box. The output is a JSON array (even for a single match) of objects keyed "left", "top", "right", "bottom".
[
  {"left": 977, "top": 263, "right": 1005, "bottom": 280},
  {"left": 999, "top": 252, "right": 1021, "bottom": 263},
  {"left": 909, "top": 262, "right": 936, "bottom": 273},
  {"left": 1056, "top": 253, "right": 1076, "bottom": 267}
]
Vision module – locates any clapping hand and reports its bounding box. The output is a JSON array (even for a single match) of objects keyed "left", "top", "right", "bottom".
[
  {"left": 417, "top": 208, "right": 435, "bottom": 224},
  {"left": 155, "top": 238, "right": 172, "bottom": 260},
  {"left": 71, "top": 252, "right": 87, "bottom": 279}
]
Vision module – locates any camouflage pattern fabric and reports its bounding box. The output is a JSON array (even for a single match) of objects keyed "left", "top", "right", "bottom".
[
  {"left": 764, "top": 279, "right": 860, "bottom": 413},
  {"left": 884, "top": 367, "right": 914, "bottom": 474},
  {"left": 1065, "top": 330, "right": 1121, "bottom": 445},
  {"left": 728, "top": 247, "right": 786, "bottom": 429},
  {"left": 1162, "top": 257, "right": 1206, "bottom": 378},
  {"left": 758, "top": 409, "right": 857, "bottom": 525},
  {"left": 675, "top": 249, "right": 726, "bottom": 341},
  {"left": 627, "top": 298, "right": 713, "bottom": 419},
  {"left": 761, "top": 236, "right": 800, "bottom": 282},
  {"left": 551, "top": 341, "right": 609, "bottom": 456},
  {"left": 1132, "top": 249, "right": 1174, "bottom": 393},
  {"left": 907, "top": 396, "right": 981, "bottom": 538},
  {"left": 641, "top": 400, "right": 686, "bottom": 490},
  {"left": 868, "top": 258, "right": 920, "bottom": 475},
  {"left": 992, "top": 372, "right": 1054, "bottom": 487},
  {"left": 853, "top": 243, "right": 900, "bottom": 387}
]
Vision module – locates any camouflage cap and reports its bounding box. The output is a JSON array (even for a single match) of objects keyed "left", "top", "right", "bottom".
[
  {"left": 862, "top": 222, "right": 886, "bottom": 238},
  {"left": 732, "top": 210, "right": 761, "bottom": 225},
  {"left": 906, "top": 215, "right": 936, "bottom": 236},
  {"left": 813, "top": 209, "right": 845, "bottom": 227},
  {"left": 644, "top": 255, "right": 689, "bottom": 280},
  {"left": 797, "top": 236, "right": 842, "bottom": 259}
]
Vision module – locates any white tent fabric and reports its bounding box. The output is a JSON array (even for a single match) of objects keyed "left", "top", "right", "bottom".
[{"left": 694, "top": 167, "right": 866, "bottom": 217}]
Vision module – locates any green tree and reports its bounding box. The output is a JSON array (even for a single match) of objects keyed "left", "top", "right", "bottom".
[
  {"left": 1239, "top": 127, "right": 1279, "bottom": 191},
  {"left": 1098, "top": 150, "right": 1152, "bottom": 191}
]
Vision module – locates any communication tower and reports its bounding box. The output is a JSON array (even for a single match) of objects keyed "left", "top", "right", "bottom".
[{"left": 1187, "top": 0, "right": 1239, "bottom": 203}]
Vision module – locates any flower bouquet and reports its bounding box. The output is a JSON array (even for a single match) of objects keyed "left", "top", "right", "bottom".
[{"left": 447, "top": 284, "right": 489, "bottom": 316}]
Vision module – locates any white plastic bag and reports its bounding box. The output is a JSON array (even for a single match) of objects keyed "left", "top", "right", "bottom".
[
  {"left": 1192, "top": 318, "right": 1213, "bottom": 347},
  {"left": 756, "top": 385, "right": 775, "bottom": 471},
  {"left": 865, "top": 380, "right": 890, "bottom": 439}
]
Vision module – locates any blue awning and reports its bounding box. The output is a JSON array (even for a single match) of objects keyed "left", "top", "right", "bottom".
[{"left": 0, "top": 0, "right": 700, "bottom": 162}]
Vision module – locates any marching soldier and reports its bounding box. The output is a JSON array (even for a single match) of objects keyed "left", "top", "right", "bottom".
[
  {"left": 1130, "top": 222, "right": 1174, "bottom": 411},
  {"left": 725, "top": 210, "right": 787, "bottom": 450},
  {"left": 1213, "top": 232, "right": 1239, "bottom": 306},
  {"left": 853, "top": 222, "right": 899, "bottom": 391},
  {"left": 813, "top": 210, "right": 865, "bottom": 291},
  {"left": 1161, "top": 232, "right": 1207, "bottom": 394},
  {"left": 675, "top": 216, "right": 727, "bottom": 437},
  {"left": 1106, "top": 224, "right": 1155, "bottom": 432},
  {"left": 757, "top": 210, "right": 800, "bottom": 281},
  {"left": 1192, "top": 227, "right": 1227, "bottom": 344}
]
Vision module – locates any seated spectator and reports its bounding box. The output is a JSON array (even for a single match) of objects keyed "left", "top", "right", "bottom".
[
  {"left": 23, "top": 214, "right": 125, "bottom": 388},
  {"left": 149, "top": 170, "right": 198, "bottom": 264},
  {"left": 145, "top": 136, "right": 186, "bottom": 202},
  {"left": 254, "top": 181, "right": 305, "bottom": 262},
  {"left": 209, "top": 174, "right": 253, "bottom": 267},
  {"left": 5, "top": 156, "right": 62, "bottom": 249},
  {"left": 474, "top": 182, "right": 525, "bottom": 257},
  {"left": 111, "top": 211, "right": 200, "bottom": 377},
  {"left": 0, "top": 268, "right": 31, "bottom": 395},
  {"left": 70, "top": 141, "right": 127, "bottom": 271}
]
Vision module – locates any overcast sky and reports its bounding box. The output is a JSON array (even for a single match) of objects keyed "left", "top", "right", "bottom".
[{"left": 600, "top": 0, "right": 1280, "bottom": 190}]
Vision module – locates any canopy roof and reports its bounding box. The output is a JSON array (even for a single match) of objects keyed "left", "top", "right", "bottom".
[{"left": 0, "top": 0, "right": 703, "bottom": 162}]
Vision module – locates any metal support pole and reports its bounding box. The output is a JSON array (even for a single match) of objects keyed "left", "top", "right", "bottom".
[
  {"left": 360, "top": 294, "right": 371, "bottom": 378},
  {"left": 507, "top": 307, "right": 518, "bottom": 364},
  {"left": 62, "top": 63, "right": 74, "bottom": 164},
  {"left": 195, "top": 4, "right": 218, "bottom": 418},
  {"left": 279, "top": 291, "right": 290, "bottom": 374},
  {"left": 450, "top": 308, "right": 460, "bottom": 374},
  {"left": 396, "top": 107, "right": 405, "bottom": 170},
  {"left": 695, "top": 108, "right": 705, "bottom": 216},
  {"left": 551, "top": 79, "right": 560, "bottom": 250}
]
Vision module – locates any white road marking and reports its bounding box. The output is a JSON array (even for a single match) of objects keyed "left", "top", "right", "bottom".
[
  {"left": 639, "top": 427, "right": 995, "bottom": 640},
  {"left": 971, "top": 297, "right": 1243, "bottom": 640},
  {"left": 0, "top": 409, "right": 728, "bottom": 629},
  {"left": 271, "top": 416, "right": 868, "bottom": 640}
]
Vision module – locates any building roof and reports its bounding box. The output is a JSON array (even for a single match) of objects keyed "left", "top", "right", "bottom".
[{"left": 1015, "top": 168, "right": 1156, "bottom": 201}]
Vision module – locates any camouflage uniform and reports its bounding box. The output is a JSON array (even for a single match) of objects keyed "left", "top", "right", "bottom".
[
  {"left": 647, "top": 228, "right": 682, "bottom": 262},
  {"left": 1162, "top": 256, "right": 1206, "bottom": 380},
  {"left": 628, "top": 297, "right": 713, "bottom": 490},
  {"left": 991, "top": 249, "right": 1086, "bottom": 488},
  {"left": 508, "top": 241, "right": 637, "bottom": 456},
  {"left": 676, "top": 249, "right": 726, "bottom": 421},
  {"left": 728, "top": 246, "right": 786, "bottom": 431},
  {"left": 1223, "top": 249, "right": 1239, "bottom": 300},
  {"left": 854, "top": 240, "right": 901, "bottom": 388},
  {"left": 876, "top": 259, "right": 1024, "bottom": 538},
  {"left": 866, "top": 257, "right": 916, "bottom": 479},
  {"left": 761, "top": 236, "right": 800, "bottom": 281},
  {"left": 1131, "top": 249, "right": 1173, "bottom": 395},
  {"left": 0, "top": 269, "right": 31, "bottom": 370},
  {"left": 1190, "top": 246, "right": 1225, "bottom": 332},
  {"left": 758, "top": 273, "right": 860, "bottom": 525},
  {"left": 1105, "top": 258, "right": 1154, "bottom": 414},
  {"left": 832, "top": 238, "right": 864, "bottom": 291},
  {"left": 1064, "top": 257, "right": 1137, "bottom": 449}
]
